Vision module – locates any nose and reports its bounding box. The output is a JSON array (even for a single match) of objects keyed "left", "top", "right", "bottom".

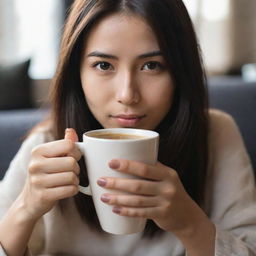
[{"left": 116, "top": 72, "right": 140, "bottom": 105}]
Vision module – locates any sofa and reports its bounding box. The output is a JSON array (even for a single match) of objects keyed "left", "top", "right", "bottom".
[
  {"left": 208, "top": 76, "right": 256, "bottom": 172},
  {"left": 0, "top": 76, "right": 255, "bottom": 180}
]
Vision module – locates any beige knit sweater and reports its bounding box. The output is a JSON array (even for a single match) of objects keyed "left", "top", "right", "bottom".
[{"left": 0, "top": 110, "right": 256, "bottom": 256}]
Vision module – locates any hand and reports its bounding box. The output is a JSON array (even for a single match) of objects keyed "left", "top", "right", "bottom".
[
  {"left": 20, "top": 128, "right": 82, "bottom": 221},
  {"left": 97, "top": 159, "right": 209, "bottom": 235}
]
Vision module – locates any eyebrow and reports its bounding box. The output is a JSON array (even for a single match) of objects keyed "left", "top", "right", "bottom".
[{"left": 86, "top": 50, "right": 163, "bottom": 60}]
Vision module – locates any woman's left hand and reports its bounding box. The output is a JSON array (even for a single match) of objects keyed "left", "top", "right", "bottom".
[{"left": 97, "top": 159, "right": 208, "bottom": 234}]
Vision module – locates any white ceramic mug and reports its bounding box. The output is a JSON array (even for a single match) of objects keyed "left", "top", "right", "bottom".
[{"left": 76, "top": 128, "right": 159, "bottom": 235}]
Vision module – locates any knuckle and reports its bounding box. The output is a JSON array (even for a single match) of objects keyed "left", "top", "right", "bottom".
[
  {"left": 163, "top": 186, "right": 176, "bottom": 199},
  {"left": 30, "top": 175, "right": 40, "bottom": 186},
  {"left": 140, "top": 164, "right": 149, "bottom": 176},
  {"left": 75, "top": 176, "right": 80, "bottom": 185},
  {"left": 31, "top": 145, "right": 43, "bottom": 156},
  {"left": 69, "top": 185, "right": 79, "bottom": 195},
  {"left": 133, "top": 182, "right": 143, "bottom": 193},
  {"left": 67, "top": 172, "right": 77, "bottom": 184},
  {"left": 28, "top": 162, "right": 41, "bottom": 174},
  {"left": 73, "top": 175, "right": 79, "bottom": 185},
  {"left": 110, "top": 196, "right": 117, "bottom": 205},
  {"left": 121, "top": 159, "right": 129, "bottom": 170},
  {"left": 170, "top": 170, "right": 179, "bottom": 180},
  {"left": 122, "top": 208, "right": 129, "bottom": 216},
  {"left": 108, "top": 178, "right": 116, "bottom": 188},
  {"left": 134, "top": 210, "right": 144, "bottom": 218},
  {"left": 66, "top": 157, "right": 77, "bottom": 168},
  {"left": 139, "top": 211, "right": 146, "bottom": 218},
  {"left": 74, "top": 163, "right": 80, "bottom": 174},
  {"left": 136, "top": 196, "right": 144, "bottom": 206}
]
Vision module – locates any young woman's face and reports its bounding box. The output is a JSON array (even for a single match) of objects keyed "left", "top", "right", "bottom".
[{"left": 80, "top": 13, "right": 175, "bottom": 130}]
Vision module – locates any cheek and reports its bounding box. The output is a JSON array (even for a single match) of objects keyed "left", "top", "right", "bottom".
[
  {"left": 152, "top": 90, "right": 173, "bottom": 117},
  {"left": 81, "top": 72, "right": 106, "bottom": 106},
  {"left": 146, "top": 75, "right": 174, "bottom": 110}
]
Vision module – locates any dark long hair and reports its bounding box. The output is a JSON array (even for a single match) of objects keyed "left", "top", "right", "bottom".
[{"left": 50, "top": 0, "right": 209, "bottom": 238}]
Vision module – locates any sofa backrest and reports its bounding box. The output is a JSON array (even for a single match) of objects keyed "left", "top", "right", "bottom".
[
  {"left": 208, "top": 77, "right": 256, "bottom": 171},
  {"left": 0, "top": 109, "right": 47, "bottom": 179}
]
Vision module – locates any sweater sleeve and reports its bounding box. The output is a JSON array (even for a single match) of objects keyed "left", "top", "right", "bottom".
[
  {"left": 0, "top": 131, "right": 52, "bottom": 255},
  {"left": 0, "top": 132, "right": 49, "bottom": 219},
  {"left": 0, "top": 244, "right": 32, "bottom": 256},
  {"left": 0, "top": 242, "right": 7, "bottom": 256},
  {"left": 206, "top": 110, "right": 256, "bottom": 255}
]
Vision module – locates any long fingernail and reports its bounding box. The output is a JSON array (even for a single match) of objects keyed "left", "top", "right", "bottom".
[
  {"left": 109, "top": 160, "right": 120, "bottom": 169},
  {"left": 97, "top": 178, "right": 107, "bottom": 187}
]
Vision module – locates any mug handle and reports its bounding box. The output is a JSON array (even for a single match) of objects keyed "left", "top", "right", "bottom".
[{"left": 75, "top": 142, "right": 92, "bottom": 196}]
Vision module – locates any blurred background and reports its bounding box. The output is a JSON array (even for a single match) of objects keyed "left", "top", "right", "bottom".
[{"left": 0, "top": 0, "right": 256, "bottom": 107}]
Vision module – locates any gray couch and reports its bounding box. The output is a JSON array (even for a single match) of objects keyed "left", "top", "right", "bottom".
[
  {"left": 0, "top": 76, "right": 255, "bottom": 180},
  {"left": 208, "top": 76, "right": 255, "bottom": 171},
  {"left": 0, "top": 108, "right": 48, "bottom": 179}
]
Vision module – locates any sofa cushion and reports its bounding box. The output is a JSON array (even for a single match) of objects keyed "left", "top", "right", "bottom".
[{"left": 0, "top": 59, "right": 32, "bottom": 110}]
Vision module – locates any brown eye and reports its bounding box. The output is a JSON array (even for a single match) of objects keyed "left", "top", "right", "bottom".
[
  {"left": 142, "top": 61, "right": 163, "bottom": 71},
  {"left": 94, "top": 62, "right": 114, "bottom": 71}
]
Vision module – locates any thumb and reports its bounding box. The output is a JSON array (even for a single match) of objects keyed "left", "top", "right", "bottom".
[{"left": 65, "top": 128, "right": 79, "bottom": 142}]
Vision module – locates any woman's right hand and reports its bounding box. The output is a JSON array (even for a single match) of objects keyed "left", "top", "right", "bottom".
[{"left": 20, "top": 128, "right": 82, "bottom": 221}]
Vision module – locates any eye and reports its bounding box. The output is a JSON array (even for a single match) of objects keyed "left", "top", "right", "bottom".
[
  {"left": 93, "top": 61, "right": 114, "bottom": 71},
  {"left": 142, "top": 61, "right": 163, "bottom": 71}
]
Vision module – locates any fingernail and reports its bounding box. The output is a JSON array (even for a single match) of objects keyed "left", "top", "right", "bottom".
[
  {"left": 97, "top": 178, "right": 107, "bottom": 187},
  {"left": 101, "top": 195, "right": 110, "bottom": 203},
  {"left": 109, "top": 160, "right": 120, "bottom": 169},
  {"left": 113, "top": 206, "right": 121, "bottom": 214}
]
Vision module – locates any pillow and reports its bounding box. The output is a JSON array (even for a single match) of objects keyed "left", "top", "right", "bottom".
[{"left": 0, "top": 59, "right": 32, "bottom": 110}]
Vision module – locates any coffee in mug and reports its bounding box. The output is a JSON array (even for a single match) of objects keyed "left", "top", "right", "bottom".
[{"left": 87, "top": 132, "right": 147, "bottom": 140}]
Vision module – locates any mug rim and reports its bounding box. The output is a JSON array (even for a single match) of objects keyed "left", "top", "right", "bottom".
[{"left": 83, "top": 128, "right": 159, "bottom": 141}]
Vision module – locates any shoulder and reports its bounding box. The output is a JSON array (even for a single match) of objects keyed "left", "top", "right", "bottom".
[
  {"left": 208, "top": 109, "right": 237, "bottom": 133},
  {"left": 24, "top": 130, "right": 54, "bottom": 148},
  {"left": 23, "top": 130, "right": 54, "bottom": 149},
  {"left": 207, "top": 109, "right": 251, "bottom": 172},
  {"left": 12, "top": 127, "right": 55, "bottom": 167},
  {"left": 24, "top": 120, "right": 55, "bottom": 148},
  {"left": 208, "top": 109, "right": 242, "bottom": 148}
]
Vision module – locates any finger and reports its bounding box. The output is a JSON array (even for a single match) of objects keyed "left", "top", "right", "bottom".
[
  {"left": 64, "top": 128, "right": 79, "bottom": 142},
  {"left": 64, "top": 129, "right": 81, "bottom": 159},
  {"left": 112, "top": 206, "right": 162, "bottom": 219},
  {"left": 101, "top": 194, "right": 158, "bottom": 208},
  {"left": 32, "top": 140, "right": 81, "bottom": 161},
  {"left": 31, "top": 171, "right": 79, "bottom": 188},
  {"left": 97, "top": 178, "right": 158, "bottom": 195},
  {"left": 109, "top": 160, "right": 167, "bottom": 181},
  {"left": 44, "top": 185, "right": 79, "bottom": 201},
  {"left": 29, "top": 157, "right": 80, "bottom": 175}
]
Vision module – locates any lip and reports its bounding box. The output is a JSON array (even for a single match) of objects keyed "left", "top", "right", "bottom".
[{"left": 110, "top": 114, "right": 146, "bottom": 127}]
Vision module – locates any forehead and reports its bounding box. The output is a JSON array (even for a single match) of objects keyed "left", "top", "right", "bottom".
[{"left": 84, "top": 13, "right": 160, "bottom": 53}]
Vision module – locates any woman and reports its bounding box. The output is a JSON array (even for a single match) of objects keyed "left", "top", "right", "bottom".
[{"left": 0, "top": 0, "right": 255, "bottom": 255}]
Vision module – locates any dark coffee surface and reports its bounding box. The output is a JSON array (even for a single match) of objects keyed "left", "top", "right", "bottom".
[{"left": 88, "top": 133, "right": 147, "bottom": 140}]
